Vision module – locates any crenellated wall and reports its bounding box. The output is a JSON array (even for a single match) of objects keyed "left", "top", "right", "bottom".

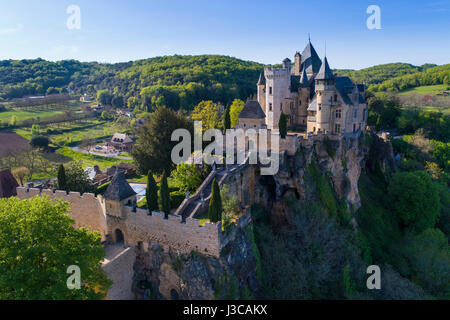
[
  {"left": 15, "top": 187, "right": 221, "bottom": 257},
  {"left": 108, "top": 207, "right": 220, "bottom": 257},
  {"left": 16, "top": 187, "right": 108, "bottom": 237}
]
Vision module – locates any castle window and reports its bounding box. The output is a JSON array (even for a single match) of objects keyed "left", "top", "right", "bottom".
[
  {"left": 269, "top": 87, "right": 273, "bottom": 95},
  {"left": 354, "top": 109, "right": 358, "bottom": 118},
  {"left": 335, "top": 123, "right": 341, "bottom": 134},
  {"left": 335, "top": 109, "right": 342, "bottom": 119},
  {"left": 269, "top": 103, "right": 273, "bottom": 111},
  {"left": 280, "top": 103, "right": 283, "bottom": 110},
  {"left": 334, "top": 94, "right": 338, "bottom": 102},
  {"left": 318, "top": 104, "right": 322, "bottom": 111}
]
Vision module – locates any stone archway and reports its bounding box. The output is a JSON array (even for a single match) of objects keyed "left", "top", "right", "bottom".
[{"left": 115, "top": 229, "right": 124, "bottom": 244}]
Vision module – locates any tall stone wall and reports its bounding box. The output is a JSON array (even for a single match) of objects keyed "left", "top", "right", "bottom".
[
  {"left": 108, "top": 207, "right": 220, "bottom": 257},
  {"left": 16, "top": 187, "right": 107, "bottom": 237}
]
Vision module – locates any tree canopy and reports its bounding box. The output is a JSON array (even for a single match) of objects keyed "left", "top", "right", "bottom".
[{"left": 0, "top": 196, "right": 110, "bottom": 299}]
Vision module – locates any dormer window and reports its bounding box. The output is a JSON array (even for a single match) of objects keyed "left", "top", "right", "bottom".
[{"left": 335, "top": 109, "right": 342, "bottom": 119}]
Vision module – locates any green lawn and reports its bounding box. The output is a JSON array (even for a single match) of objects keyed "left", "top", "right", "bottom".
[
  {"left": 399, "top": 84, "right": 449, "bottom": 95},
  {"left": 55, "top": 146, "right": 131, "bottom": 170},
  {"left": 0, "top": 108, "right": 64, "bottom": 123},
  {"left": 400, "top": 105, "right": 450, "bottom": 115}
]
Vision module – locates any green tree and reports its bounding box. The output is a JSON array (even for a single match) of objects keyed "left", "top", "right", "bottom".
[
  {"left": 160, "top": 172, "right": 171, "bottom": 219},
  {"left": 405, "top": 228, "right": 450, "bottom": 298},
  {"left": 170, "top": 162, "right": 203, "bottom": 193},
  {"left": 111, "top": 95, "right": 124, "bottom": 109},
  {"left": 30, "top": 135, "right": 50, "bottom": 149},
  {"left": 0, "top": 196, "right": 110, "bottom": 299},
  {"left": 57, "top": 164, "right": 67, "bottom": 191},
  {"left": 131, "top": 106, "right": 193, "bottom": 175},
  {"left": 64, "top": 161, "right": 95, "bottom": 194},
  {"left": 224, "top": 105, "right": 231, "bottom": 130},
  {"left": 229, "top": 99, "right": 244, "bottom": 128},
  {"left": 208, "top": 179, "right": 222, "bottom": 223},
  {"left": 388, "top": 171, "right": 440, "bottom": 233},
  {"left": 279, "top": 112, "right": 287, "bottom": 139},
  {"left": 145, "top": 171, "right": 158, "bottom": 214},
  {"left": 191, "top": 100, "right": 222, "bottom": 132},
  {"left": 96, "top": 90, "right": 112, "bottom": 106}
]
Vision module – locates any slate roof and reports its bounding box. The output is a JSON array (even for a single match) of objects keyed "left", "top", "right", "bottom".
[
  {"left": 300, "top": 68, "right": 309, "bottom": 87},
  {"left": 0, "top": 169, "right": 19, "bottom": 198},
  {"left": 307, "top": 99, "right": 317, "bottom": 112},
  {"left": 335, "top": 77, "right": 366, "bottom": 105},
  {"left": 239, "top": 101, "right": 266, "bottom": 119},
  {"left": 300, "top": 40, "right": 322, "bottom": 74},
  {"left": 104, "top": 170, "right": 136, "bottom": 201},
  {"left": 315, "top": 57, "right": 335, "bottom": 80}
]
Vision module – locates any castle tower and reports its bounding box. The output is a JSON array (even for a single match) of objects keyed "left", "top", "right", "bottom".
[
  {"left": 294, "top": 52, "right": 302, "bottom": 76},
  {"left": 264, "top": 61, "right": 291, "bottom": 130},
  {"left": 314, "top": 56, "right": 336, "bottom": 133},
  {"left": 257, "top": 73, "right": 266, "bottom": 112},
  {"left": 297, "top": 68, "right": 310, "bottom": 125},
  {"left": 104, "top": 169, "right": 137, "bottom": 219}
]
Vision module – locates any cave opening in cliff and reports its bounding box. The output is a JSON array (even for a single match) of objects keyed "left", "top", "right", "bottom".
[{"left": 259, "top": 175, "right": 276, "bottom": 202}]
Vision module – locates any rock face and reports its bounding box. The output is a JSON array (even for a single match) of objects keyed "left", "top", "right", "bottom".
[
  {"left": 132, "top": 209, "right": 261, "bottom": 300},
  {"left": 269, "top": 134, "right": 366, "bottom": 216},
  {"left": 132, "top": 133, "right": 372, "bottom": 300}
]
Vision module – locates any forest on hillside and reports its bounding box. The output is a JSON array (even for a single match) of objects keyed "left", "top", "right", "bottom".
[{"left": 0, "top": 56, "right": 263, "bottom": 111}]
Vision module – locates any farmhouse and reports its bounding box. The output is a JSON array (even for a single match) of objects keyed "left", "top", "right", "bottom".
[{"left": 109, "top": 133, "right": 135, "bottom": 151}]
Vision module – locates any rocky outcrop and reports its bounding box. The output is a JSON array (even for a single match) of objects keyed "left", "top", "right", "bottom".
[{"left": 132, "top": 209, "right": 261, "bottom": 300}]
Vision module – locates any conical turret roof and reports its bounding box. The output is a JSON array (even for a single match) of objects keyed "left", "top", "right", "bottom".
[
  {"left": 301, "top": 39, "right": 322, "bottom": 74},
  {"left": 300, "top": 67, "right": 309, "bottom": 87},
  {"left": 315, "top": 56, "right": 335, "bottom": 80},
  {"left": 104, "top": 169, "right": 136, "bottom": 201}
]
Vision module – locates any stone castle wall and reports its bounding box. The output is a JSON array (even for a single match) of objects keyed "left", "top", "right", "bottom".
[
  {"left": 15, "top": 187, "right": 221, "bottom": 257},
  {"left": 108, "top": 207, "right": 220, "bottom": 257},
  {"left": 16, "top": 187, "right": 108, "bottom": 237}
]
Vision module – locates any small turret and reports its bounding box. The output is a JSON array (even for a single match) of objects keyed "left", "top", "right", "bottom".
[
  {"left": 257, "top": 72, "right": 265, "bottom": 86},
  {"left": 294, "top": 52, "right": 302, "bottom": 75},
  {"left": 315, "top": 56, "right": 335, "bottom": 81},
  {"left": 282, "top": 58, "right": 291, "bottom": 70},
  {"left": 299, "top": 68, "right": 309, "bottom": 87}
]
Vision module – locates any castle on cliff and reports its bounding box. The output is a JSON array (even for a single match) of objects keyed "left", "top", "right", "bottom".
[{"left": 239, "top": 39, "right": 368, "bottom": 135}]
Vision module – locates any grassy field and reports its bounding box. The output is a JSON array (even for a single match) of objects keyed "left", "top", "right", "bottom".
[
  {"left": 399, "top": 84, "right": 449, "bottom": 95},
  {"left": 0, "top": 107, "right": 65, "bottom": 123},
  {"left": 400, "top": 105, "right": 450, "bottom": 115},
  {"left": 14, "top": 118, "right": 125, "bottom": 146}
]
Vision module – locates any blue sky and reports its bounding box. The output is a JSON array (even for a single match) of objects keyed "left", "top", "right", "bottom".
[{"left": 0, "top": 0, "right": 449, "bottom": 69}]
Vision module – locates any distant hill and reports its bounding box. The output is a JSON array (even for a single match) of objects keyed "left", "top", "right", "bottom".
[
  {"left": 0, "top": 56, "right": 263, "bottom": 110},
  {"left": 368, "top": 64, "right": 450, "bottom": 92},
  {"left": 333, "top": 63, "right": 438, "bottom": 86}
]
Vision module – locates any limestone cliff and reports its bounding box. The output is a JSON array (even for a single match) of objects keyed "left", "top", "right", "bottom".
[
  {"left": 132, "top": 209, "right": 262, "bottom": 300},
  {"left": 131, "top": 132, "right": 384, "bottom": 300}
]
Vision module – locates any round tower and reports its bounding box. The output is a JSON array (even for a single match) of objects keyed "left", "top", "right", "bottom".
[
  {"left": 294, "top": 52, "right": 302, "bottom": 75},
  {"left": 315, "top": 57, "right": 335, "bottom": 133}
]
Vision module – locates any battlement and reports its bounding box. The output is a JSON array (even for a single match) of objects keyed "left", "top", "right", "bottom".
[
  {"left": 264, "top": 67, "right": 290, "bottom": 78},
  {"left": 16, "top": 185, "right": 221, "bottom": 257},
  {"left": 16, "top": 186, "right": 107, "bottom": 237}
]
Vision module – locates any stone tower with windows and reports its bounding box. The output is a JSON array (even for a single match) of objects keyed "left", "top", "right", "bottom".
[
  {"left": 314, "top": 56, "right": 336, "bottom": 133},
  {"left": 104, "top": 170, "right": 137, "bottom": 219}
]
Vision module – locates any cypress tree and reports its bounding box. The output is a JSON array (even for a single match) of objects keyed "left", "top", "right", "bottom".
[
  {"left": 57, "top": 164, "right": 66, "bottom": 191},
  {"left": 160, "top": 172, "right": 171, "bottom": 219},
  {"left": 146, "top": 170, "right": 158, "bottom": 214},
  {"left": 208, "top": 179, "right": 222, "bottom": 223},
  {"left": 224, "top": 105, "right": 231, "bottom": 130},
  {"left": 279, "top": 112, "right": 287, "bottom": 139}
]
